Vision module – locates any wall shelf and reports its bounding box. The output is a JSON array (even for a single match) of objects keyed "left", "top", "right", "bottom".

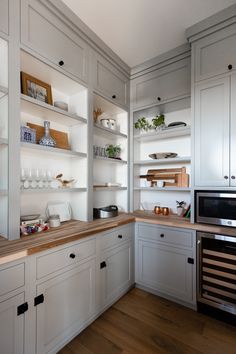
[
  {"left": 133, "top": 126, "right": 191, "bottom": 142},
  {"left": 20, "top": 142, "right": 87, "bottom": 159},
  {"left": 134, "top": 187, "right": 191, "bottom": 192},
  {"left": 94, "top": 156, "right": 127, "bottom": 164},
  {"left": 21, "top": 94, "right": 87, "bottom": 126},
  {"left": 94, "top": 124, "right": 127, "bottom": 139},
  {"left": 134, "top": 156, "right": 191, "bottom": 165},
  {"left": 21, "top": 187, "right": 87, "bottom": 193},
  {"left": 93, "top": 186, "right": 127, "bottom": 191}
]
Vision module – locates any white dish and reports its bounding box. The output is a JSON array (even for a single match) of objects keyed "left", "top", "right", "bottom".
[{"left": 45, "top": 201, "right": 72, "bottom": 222}]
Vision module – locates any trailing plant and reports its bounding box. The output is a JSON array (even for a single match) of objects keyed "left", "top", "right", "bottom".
[
  {"left": 176, "top": 200, "right": 185, "bottom": 208},
  {"left": 105, "top": 144, "right": 121, "bottom": 158},
  {"left": 134, "top": 117, "right": 151, "bottom": 131},
  {"left": 152, "top": 114, "right": 165, "bottom": 129}
]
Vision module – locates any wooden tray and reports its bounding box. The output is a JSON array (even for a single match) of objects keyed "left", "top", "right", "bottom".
[{"left": 27, "top": 123, "right": 70, "bottom": 150}]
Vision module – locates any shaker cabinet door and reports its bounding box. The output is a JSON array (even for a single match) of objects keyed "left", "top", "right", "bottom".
[
  {"left": 194, "top": 76, "right": 230, "bottom": 187},
  {"left": 21, "top": 0, "right": 88, "bottom": 82},
  {"left": 0, "top": 0, "right": 8, "bottom": 35}
]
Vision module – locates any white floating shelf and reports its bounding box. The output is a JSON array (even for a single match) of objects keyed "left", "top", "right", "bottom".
[
  {"left": 21, "top": 187, "right": 87, "bottom": 193},
  {"left": 20, "top": 142, "right": 87, "bottom": 159},
  {"left": 94, "top": 156, "right": 127, "bottom": 164},
  {"left": 21, "top": 94, "right": 87, "bottom": 126},
  {"left": 134, "top": 156, "right": 191, "bottom": 165},
  {"left": 134, "top": 126, "right": 191, "bottom": 142},
  {"left": 134, "top": 187, "right": 191, "bottom": 192},
  {"left": 0, "top": 138, "right": 8, "bottom": 145},
  {"left": 93, "top": 186, "right": 127, "bottom": 191},
  {"left": 94, "top": 124, "right": 127, "bottom": 139}
]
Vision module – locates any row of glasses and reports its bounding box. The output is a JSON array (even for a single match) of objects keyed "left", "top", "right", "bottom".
[{"left": 21, "top": 168, "right": 53, "bottom": 189}]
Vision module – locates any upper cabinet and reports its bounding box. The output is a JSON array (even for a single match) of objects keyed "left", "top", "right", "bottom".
[
  {"left": 0, "top": 0, "right": 8, "bottom": 35},
  {"left": 194, "top": 23, "right": 236, "bottom": 82},
  {"left": 131, "top": 57, "right": 191, "bottom": 110},
  {"left": 92, "top": 53, "right": 129, "bottom": 108},
  {"left": 20, "top": 0, "right": 89, "bottom": 83}
]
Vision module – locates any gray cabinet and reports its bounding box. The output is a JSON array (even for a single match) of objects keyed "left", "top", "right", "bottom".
[
  {"left": 194, "top": 22, "right": 236, "bottom": 82},
  {"left": 131, "top": 58, "right": 190, "bottom": 110},
  {"left": 0, "top": 0, "right": 8, "bottom": 35},
  {"left": 136, "top": 223, "right": 196, "bottom": 307},
  {"left": 21, "top": 0, "right": 88, "bottom": 83},
  {"left": 93, "top": 53, "right": 129, "bottom": 108}
]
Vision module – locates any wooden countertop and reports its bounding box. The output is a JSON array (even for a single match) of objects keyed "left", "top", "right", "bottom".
[{"left": 1, "top": 211, "right": 236, "bottom": 266}]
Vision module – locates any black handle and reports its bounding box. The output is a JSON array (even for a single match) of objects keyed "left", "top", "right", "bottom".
[
  {"left": 228, "top": 64, "right": 233, "bottom": 70},
  {"left": 100, "top": 261, "right": 107, "bottom": 269},
  {"left": 224, "top": 176, "right": 229, "bottom": 180},
  {"left": 69, "top": 253, "right": 76, "bottom": 259},
  {"left": 231, "top": 176, "right": 236, "bottom": 179},
  {"left": 34, "top": 294, "right": 44, "bottom": 307},
  {"left": 118, "top": 234, "right": 123, "bottom": 239},
  {"left": 17, "top": 302, "right": 28, "bottom": 316},
  {"left": 59, "top": 60, "right": 64, "bottom": 66},
  {"left": 160, "top": 234, "right": 164, "bottom": 238},
  {"left": 187, "top": 257, "right": 194, "bottom": 264},
  {"left": 112, "top": 94, "right": 116, "bottom": 99},
  {"left": 157, "top": 97, "right": 161, "bottom": 101}
]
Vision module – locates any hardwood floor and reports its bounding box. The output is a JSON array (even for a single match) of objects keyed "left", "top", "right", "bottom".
[{"left": 58, "top": 288, "right": 236, "bottom": 354}]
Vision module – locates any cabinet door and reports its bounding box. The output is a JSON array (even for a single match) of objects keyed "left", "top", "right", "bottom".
[
  {"left": 0, "top": 293, "right": 25, "bottom": 354},
  {"left": 194, "top": 76, "right": 230, "bottom": 187},
  {"left": 131, "top": 58, "right": 190, "bottom": 109},
  {"left": 137, "top": 240, "right": 194, "bottom": 303},
  {"left": 230, "top": 74, "right": 236, "bottom": 186},
  {"left": 93, "top": 53, "right": 129, "bottom": 108},
  {"left": 35, "top": 259, "right": 95, "bottom": 354},
  {"left": 21, "top": 0, "right": 88, "bottom": 82},
  {"left": 100, "top": 242, "right": 133, "bottom": 307},
  {"left": 194, "top": 23, "right": 236, "bottom": 81},
  {"left": 0, "top": 0, "right": 8, "bottom": 35}
]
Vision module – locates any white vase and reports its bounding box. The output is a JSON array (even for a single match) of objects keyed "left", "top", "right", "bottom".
[{"left": 176, "top": 207, "right": 184, "bottom": 216}]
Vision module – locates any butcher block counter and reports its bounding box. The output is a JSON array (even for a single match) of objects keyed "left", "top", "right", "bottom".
[{"left": 1, "top": 211, "right": 236, "bottom": 265}]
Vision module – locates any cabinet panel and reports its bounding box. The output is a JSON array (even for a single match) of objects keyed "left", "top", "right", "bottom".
[
  {"left": 137, "top": 240, "right": 193, "bottom": 303},
  {"left": 132, "top": 58, "right": 190, "bottom": 109},
  {"left": 0, "top": 262, "right": 25, "bottom": 297},
  {"left": 100, "top": 224, "right": 132, "bottom": 251},
  {"left": 21, "top": 0, "right": 88, "bottom": 82},
  {"left": 194, "top": 23, "right": 236, "bottom": 81},
  {"left": 0, "top": 293, "right": 25, "bottom": 354},
  {"left": 194, "top": 77, "right": 230, "bottom": 186},
  {"left": 36, "top": 259, "right": 95, "bottom": 354},
  {"left": 93, "top": 53, "right": 129, "bottom": 107},
  {"left": 0, "top": 0, "right": 8, "bottom": 35},
  {"left": 230, "top": 74, "right": 236, "bottom": 186}
]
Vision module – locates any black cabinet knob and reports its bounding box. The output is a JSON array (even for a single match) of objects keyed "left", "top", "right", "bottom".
[
  {"left": 160, "top": 234, "right": 164, "bottom": 238},
  {"left": 228, "top": 64, "right": 233, "bottom": 70},
  {"left": 112, "top": 94, "right": 116, "bottom": 99},
  {"left": 69, "top": 253, "right": 76, "bottom": 259},
  {"left": 231, "top": 176, "right": 236, "bottom": 179},
  {"left": 224, "top": 176, "right": 229, "bottom": 180},
  {"left": 59, "top": 60, "right": 64, "bottom": 66},
  {"left": 118, "top": 234, "right": 123, "bottom": 239},
  {"left": 157, "top": 97, "right": 161, "bottom": 101},
  {"left": 100, "top": 261, "right": 107, "bottom": 269}
]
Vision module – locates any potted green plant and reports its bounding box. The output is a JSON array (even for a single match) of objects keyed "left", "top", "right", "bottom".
[
  {"left": 105, "top": 144, "right": 121, "bottom": 159},
  {"left": 152, "top": 114, "right": 165, "bottom": 130},
  {"left": 134, "top": 117, "right": 151, "bottom": 132}
]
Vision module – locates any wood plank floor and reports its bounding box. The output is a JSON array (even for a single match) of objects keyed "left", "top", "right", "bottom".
[{"left": 58, "top": 288, "right": 236, "bottom": 354}]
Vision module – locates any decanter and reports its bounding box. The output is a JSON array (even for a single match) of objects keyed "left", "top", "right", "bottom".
[{"left": 39, "top": 121, "right": 56, "bottom": 147}]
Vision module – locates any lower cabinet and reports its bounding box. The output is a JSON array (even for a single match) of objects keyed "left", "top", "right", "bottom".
[
  {"left": 35, "top": 259, "right": 96, "bottom": 354},
  {"left": 136, "top": 223, "right": 196, "bottom": 307},
  {"left": 0, "top": 292, "right": 25, "bottom": 354}
]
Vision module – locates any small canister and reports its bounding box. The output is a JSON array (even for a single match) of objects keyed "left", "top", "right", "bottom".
[
  {"left": 162, "top": 207, "right": 169, "bottom": 216},
  {"left": 48, "top": 214, "right": 61, "bottom": 228},
  {"left": 154, "top": 206, "right": 162, "bottom": 214}
]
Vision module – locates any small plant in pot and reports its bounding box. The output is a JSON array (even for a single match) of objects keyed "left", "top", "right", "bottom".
[
  {"left": 105, "top": 144, "right": 121, "bottom": 159},
  {"left": 152, "top": 114, "right": 165, "bottom": 130},
  {"left": 134, "top": 117, "right": 151, "bottom": 132},
  {"left": 176, "top": 200, "right": 185, "bottom": 216}
]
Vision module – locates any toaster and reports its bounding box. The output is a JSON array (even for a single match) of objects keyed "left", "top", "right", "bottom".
[{"left": 93, "top": 205, "right": 118, "bottom": 219}]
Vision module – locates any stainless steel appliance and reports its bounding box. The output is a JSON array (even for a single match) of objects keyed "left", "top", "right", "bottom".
[
  {"left": 93, "top": 205, "right": 118, "bottom": 219},
  {"left": 197, "top": 232, "right": 236, "bottom": 316},
  {"left": 195, "top": 191, "right": 236, "bottom": 227}
]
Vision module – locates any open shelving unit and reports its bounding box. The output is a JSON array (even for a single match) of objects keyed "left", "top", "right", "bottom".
[{"left": 20, "top": 50, "right": 89, "bottom": 222}]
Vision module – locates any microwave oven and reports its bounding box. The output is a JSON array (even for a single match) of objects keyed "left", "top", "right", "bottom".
[{"left": 195, "top": 191, "right": 236, "bottom": 227}]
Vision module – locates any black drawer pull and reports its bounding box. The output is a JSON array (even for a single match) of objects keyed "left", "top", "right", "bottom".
[
  {"left": 118, "top": 235, "right": 123, "bottom": 239},
  {"left": 228, "top": 64, "right": 233, "bottom": 70},
  {"left": 160, "top": 234, "right": 164, "bottom": 238},
  {"left": 17, "top": 302, "right": 28, "bottom": 316},
  {"left": 112, "top": 94, "right": 116, "bottom": 99},
  {"left": 34, "top": 294, "right": 44, "bottom": 307},
  {"left": 59, "top": 60, "right": 64, "bottom": 66},
  {"left": 188, "top": 257, "right": 194, "bottom": 264},
  {"left": 69, "top": 253, "right": 76, "bottom": 259},
  {"left": 100, "top": 261, "right": 107, "bottom": 269},
  {"left": 157, "top": 97, "right": 161, "bottom": 101},
  {"left": 231, "top": 176, "right": 236, "bottom": 179},
  {"left": 224, "top": 176, "right": 229, "bottom": 180}
]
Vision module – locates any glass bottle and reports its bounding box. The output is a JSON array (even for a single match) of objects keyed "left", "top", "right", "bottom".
[{"left": 39, "top": 121, "right": 56, "bottom": 147}]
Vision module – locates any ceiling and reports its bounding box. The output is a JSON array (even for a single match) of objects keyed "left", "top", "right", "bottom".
[{"left": 62, "top": 0, "right": 236, "bottom": 68}]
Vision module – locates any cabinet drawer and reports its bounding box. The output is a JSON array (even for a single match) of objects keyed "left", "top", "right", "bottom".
[
  {"left": 93, "top": 53, "right": 129, "bottom": 107},
  {"left": 0, "top": 0, "right": 8, "bottom": 35},
  {"left": 132, "top": 58, "right": 190, "bottom": 109},
  {"left": 137, "top": 224, "right": 193, "bottom": 248},
  {"left": 36, "top": 238, "right": 96, "bottom": 279},
  {"left": 0, "top": 263, "right": 25, "bottom": 297},
  {"left": 194, "top": 23, "right": 236, "bottom": 81},
  {"left": 101, "top": 224, "right": 132, "bottom": 251},
  {"left": 21, "top": 0, "right": 88, "bottom": 82}
]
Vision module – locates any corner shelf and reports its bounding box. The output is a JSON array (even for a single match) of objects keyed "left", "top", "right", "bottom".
[
  {"left": 94, "top": 156, "right": 127, "bottom": 164},
  {"left": 133, "top": 126, "right": 191, "bottom": 142},
  {"left": 94, "top": 124, "right": 127, "bottom": 139},
  {"left": 134, "top": 156, "right": 191, "bottom": 165},
  {"left": 20, "top": 142, "right": 87, "bottom": 159},
  {"left": 21, "top": 94, "right": 87, "bottom": 126},
  {"left": 134, "top": 187, "right": 191, "bottom": 192},
  {"left": 21, "top": 187, "right": 87, "bottom": 193},
  {"left": 93, "top": 186, "right": 127, "bottom": 191}
]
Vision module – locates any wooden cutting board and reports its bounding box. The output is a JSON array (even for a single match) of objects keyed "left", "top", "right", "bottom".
[{"left": 27, "top": 123, "right": 70, "bottom": 150}]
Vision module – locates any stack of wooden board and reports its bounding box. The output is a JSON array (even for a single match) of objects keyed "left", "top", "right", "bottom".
[{"left": 140, "top": 167, "right": 189, "bottom": 187}]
